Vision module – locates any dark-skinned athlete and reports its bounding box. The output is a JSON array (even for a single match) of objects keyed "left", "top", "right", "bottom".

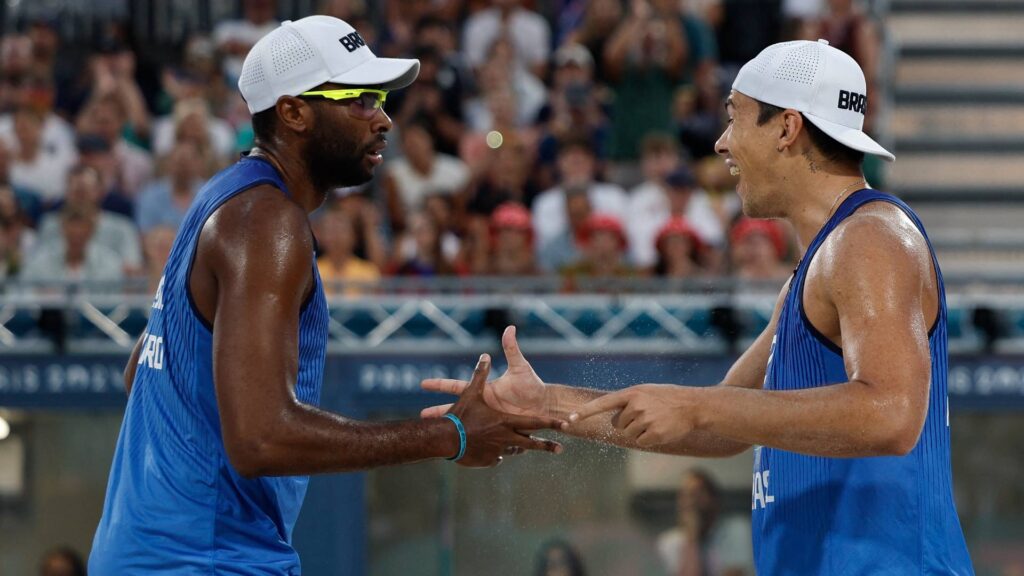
[
  {"left": 422, "top": 40, "right": 973, "bottom": 574},
  {"left": 89, "top": 16, "right": 563, "bottom": 574}
]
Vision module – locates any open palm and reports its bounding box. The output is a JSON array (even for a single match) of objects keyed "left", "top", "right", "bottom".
[{"left": 420, "top": 326, "right": 547, "bottom": 418}]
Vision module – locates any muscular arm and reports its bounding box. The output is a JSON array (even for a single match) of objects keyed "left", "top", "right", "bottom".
[
  {"left": 205, "top": 190, "right": 459, "bottom": 477},
  {"left": 548, "top": 281, "right": 790, "bottom": 456},
  {"left": 685, "top": 215, "right": 933, "bottom": 457}
]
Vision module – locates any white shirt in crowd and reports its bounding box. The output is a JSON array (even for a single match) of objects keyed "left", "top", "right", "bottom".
[
  {"left": 657, "top": 516, "right": 754, "bottom": 576},
  {"left": 0, "top": 113, "right": 78, "bottom": 202},
  {"left": 626, "top": 181, "right": 725, "bottom": 268},
  {"left": 531, "top": 183, "right": 629, "bottom": 249},
  {"left": 462, "top": 8, "right": 551, "bottom": 70},
  {"left": 387, "top": 154, "right": 470, "bottom": 213}
]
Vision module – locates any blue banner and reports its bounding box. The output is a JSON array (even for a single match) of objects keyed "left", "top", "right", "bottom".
[{"left": 3, "top": 353, "right": 1024, "bottom": 410}]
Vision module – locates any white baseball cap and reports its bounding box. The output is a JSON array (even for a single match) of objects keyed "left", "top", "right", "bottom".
[
  {"left": 238, "top": 15, "right": 420, "bottom": 114},
  {"left": 733, "top": 39, "right": 894, "bottom": 162}
]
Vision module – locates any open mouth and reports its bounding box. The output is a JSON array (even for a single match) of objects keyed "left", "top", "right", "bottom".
[
  {"left": 366, "top": 141, "right": 387, "bottom": 165},
  {"left": 726, "top": 159, "right": 741, "bottom": 177}
]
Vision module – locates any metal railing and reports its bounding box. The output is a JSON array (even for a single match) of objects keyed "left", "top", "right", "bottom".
[{"left": 2, "top": 278, "right": 1023, "bottom": 355}]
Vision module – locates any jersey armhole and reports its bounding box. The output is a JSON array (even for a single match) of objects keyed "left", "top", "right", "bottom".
[
  {"left": 185, "top": 179, "right": 284, "bottom": 334},
  {"left": 797, "top": 198, "right": 943, "bottom": 355}
]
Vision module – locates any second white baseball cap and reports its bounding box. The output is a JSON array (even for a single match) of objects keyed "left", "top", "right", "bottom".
[
  {"left": 733, "top": 39, "right": 894, "bottom": 162},
  {"left": 238, "top": 15, "right": 420, "bottom": 114}
]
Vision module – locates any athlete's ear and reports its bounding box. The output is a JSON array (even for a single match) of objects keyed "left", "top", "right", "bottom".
[
  {"left": 275, "top": 96, "right": 314, "bottom": 136},
  {"left": 777, "top": 109, "right": 804, "bottom": 154}
]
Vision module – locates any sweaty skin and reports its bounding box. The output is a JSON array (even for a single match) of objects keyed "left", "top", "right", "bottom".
[
  {"left": 122, "top": 84, "right": 564, "bottom": 476},
  {"left": 422, "top": 90, "right": 938, "bottom": 459}
]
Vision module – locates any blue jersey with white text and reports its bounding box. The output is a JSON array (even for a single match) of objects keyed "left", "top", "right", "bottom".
[
  {"left": 752, "top": 189, "right": 973, "bottom": 575},
  {"left": 90, "top": 156, "right": 329, "bottom": 575}
]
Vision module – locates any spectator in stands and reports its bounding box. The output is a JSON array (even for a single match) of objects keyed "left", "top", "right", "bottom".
[
  {"left": 657, "top": 468, "right": 753, "bottom": 576},
  {"left": 464, "top": 139, "right": 538, "bottom": 216},
  {"left": 461, "top": 83, "right": 540, "bottom": 177},
  {"left": 537, "top": 185, "right": 591, "bottom": 273},
  {"left": 653, "top": 217, "right": 705, "bottom": 278},
  {"left": 672, "top": 84, "right": 724, "bottom": 161},
  {"left": 393, "top": 45, "right": 465, "bottom": 157},
  {"left": 463, "top": 36, "right": 546, "bottom": 138},
  {"left": 21, "top": 204, "right": 125, "bottom": 285},
  {"left": 0, "top": 137, "right": 41, "bottom": 224},
  {"left": 463, "top": 0, "right": 552, "bottom": 80},
  {"left": 5, "top": 106, "right": 76, "bottom": 206},
  {"left": 628, "top": 162, "right": 723, "bottom": 269},
  {"left": 603, "top": 0, "right": 687, "bottom": 180},
  {"left": 136, "top": 141, "right": 205, "bottom": 234},
  {"left": 85, "top": 38, "right": 152, "bottom": 145},
  {"left": 383, "top": 120, "right": 470, "bottom": 232},
  {"left": 0, "top": 183, "right": 35, "bottom": 280},
  {"left": 152, "top": 98, "right": 235, "bottom": 170},
  {"left": 532, "top": 138, "right": 627, "bottom": 250},
  {"left": 214, "top": 0, "right": 280, "bottom": 84},
  {"left": 729, "top": 218, "right": 792, "bottom": 281},
  {"left": 314, "top": 208, "right": 381, "bottom": 296},
  {"left": 77, "top": 93, "right": 154, "bottom": 198},
  {"left": 424, "top": 193, "right": 463, "bottom": 263},
  {"left": 38, "top": 546, "right": 87, "bottom": 576},
  {"left": 561, "top": 0, "right": 622, "bottom": 84},
  {"left": 333, "top": 191, "right": 389, "bottom": 271},
  {"left": 677, "top": 0, "right": 721, "bottom": 87},
  {"left": 694, "top": 156, "right": 742, "bottom": 235},
  {"left": 0, "top": 45, "right": 78, "bottom": 158},
  {"left": 534, "top": 538, "right": 588, "bottom": 576},
  {"left": 488, "top": 202, "right": 538, "bottom": 276},
  {"left": 626, "top": 134, "right": 683, "bottom": 266},
  {"left": 535, "top": 43, "right": 610, "bottom": 191},
  {"left": 143, "top": 225, "right": 176, "bottom": 292},
  {"left": 390, "top": 211, "right": 458, "bottom": 276},
  {"left": 414, "top": 15, "right": 472, "bottom": 101},
  {"left": 38, "top": 165, "right": 142, "bottom": 276},
  {"left": 562, "top": 213, "right": 633, "bottom": 287},
  {"left": 74, "top": 134, "right": 133, "bottom": 218}
]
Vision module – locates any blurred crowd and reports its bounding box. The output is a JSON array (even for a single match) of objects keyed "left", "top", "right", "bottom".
[{"left": 0, "top": 0, "right": 882, "bottom": 294}]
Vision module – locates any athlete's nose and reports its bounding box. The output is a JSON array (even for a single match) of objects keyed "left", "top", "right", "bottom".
[
  {"left": 715, "top": 125, "right": 730, "bottom": 157},
  {"left": 371, "top": 108, "right": 393, "bottom": 134}
]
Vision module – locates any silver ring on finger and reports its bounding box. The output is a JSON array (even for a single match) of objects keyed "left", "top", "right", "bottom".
[{"left": 495, "top": 456, "right": 504, "bottom": 466}]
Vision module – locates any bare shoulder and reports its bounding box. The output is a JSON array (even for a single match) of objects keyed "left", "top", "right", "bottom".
[
  {"left": 819, "top": 201, "right": 932, "bottom": 280},
  {"left": 200, "top": 184, "right": 313, "bottom": 267}
]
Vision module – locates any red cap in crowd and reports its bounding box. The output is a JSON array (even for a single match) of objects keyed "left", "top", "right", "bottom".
[
  {"left": 579, "top": 214, "right": 627, "bottom": 250},
  {"left": 490, "top": 202, "right": 534, "bottom": 245},
  {"left": 730, "top": 218, "right": 786, "bottom": 258},
  {"left": 655, "top": 217, "right": 704, "bottom": 255}
]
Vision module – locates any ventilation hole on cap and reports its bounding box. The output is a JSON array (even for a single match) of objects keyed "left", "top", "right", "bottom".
[
  {"left": 270, "top": 31, "right": 317, "bottom": 77},
  {"left": 772, "top": 43, "right": 821, "bottom": 85},
  {"left": 242, "top": 58, "right": 266, "bottom": 87},
  {"left": 752, "top": 41, "right": 802, "bottom": 75}
]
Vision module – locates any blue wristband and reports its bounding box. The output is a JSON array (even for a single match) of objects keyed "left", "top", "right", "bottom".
[{"left": 444, "top": 413, "right": 467, "bottom": 462}]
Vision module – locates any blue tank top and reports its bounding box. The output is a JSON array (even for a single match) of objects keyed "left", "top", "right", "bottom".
[
  {"left": 752, "top": 189, "right": 973, "bottom": 575},
  {"left": 90, "top": 156, "right": 329, "bottom": 575}
]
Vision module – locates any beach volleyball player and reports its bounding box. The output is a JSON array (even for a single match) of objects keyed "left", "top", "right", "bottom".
[
  {"left": 423, "top": 40, "right": 974, "bottom": 573},
  {"left": 89, "top": 16, "right": 563, "bottom": 574}
]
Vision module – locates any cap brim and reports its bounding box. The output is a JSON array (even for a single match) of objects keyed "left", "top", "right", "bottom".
[
  {"left": 802, "top": 112, "right": 895, "bottom": 162},
  {"left": 330, "top": 57, "right": 420, "bottom": 91}
]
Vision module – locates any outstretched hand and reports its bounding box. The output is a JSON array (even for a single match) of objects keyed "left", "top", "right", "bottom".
[
  {"left": 421, "top": 326, "right": 548, "bottom": 419},
  {"left": 446, "top": 353, "right": 564, "bottom": 468},
  {"left": 568, "top": 384, "right": 699, "bottom": 448}
]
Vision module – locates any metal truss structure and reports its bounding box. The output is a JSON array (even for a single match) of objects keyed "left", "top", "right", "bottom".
[{"left": 2, "top": 279, "right": 1023, "bottom": 355}]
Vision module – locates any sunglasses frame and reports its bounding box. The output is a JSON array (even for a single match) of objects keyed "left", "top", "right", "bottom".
[{"left": 299, "top": 88, "right": 388, "bottom": 114}]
